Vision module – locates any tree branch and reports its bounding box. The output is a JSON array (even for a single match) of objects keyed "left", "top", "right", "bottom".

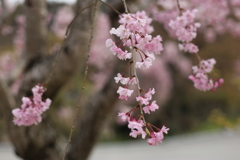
[
  {"left": 25, "top": 0, "right": 47, "bottom": 61},
  {"left": 0, "top": 0, "right": 8, "bottom": 29}
]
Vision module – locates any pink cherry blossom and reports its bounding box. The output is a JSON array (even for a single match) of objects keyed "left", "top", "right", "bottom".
[
  {"left": 179, "top": 43, "right": 199, "bottom": 53},
  {"left": 149, "top": 101, "right": 159, "bottom": 112},
  {"left": 106, "top": 11, "right": 163, "bottom": 64},
  {"left": 128, "top": 77, "right": 137, "bottom": 85},
  {"left": 12, "top": 84, "right": 51, "bottom": 126},
  {"left": 135, "top": 59, "right": 153, "bottom": 69},
  {"left": 128, "top": 119, "right": 146, "bottom": 139},
  {"left": 114, "top": 73, "right": 130, "bottom": 85},
  {"left": 143, "top": 101, "right": 159, "bottom": 114},
  {"left": 107, "top": 10, "right": 168, "bottom": 145},
  {"left": 169, "top": 9, "right": 200, "bottom": 43},
  {"left": 118, "top": 112, "right": 130, "bottom": 121},
  {"left": 105, "top": 38, "right": 115, "bottom": 48},
  {"left": 147, "top": 126, "right": 169, "bottom": 146},
  {"left": 161, "top": 125, "right": 170, "bottom": 134},
  {"left": 189, "top": 58, "right": 223, "bottom": 91},
  {"left": 144, "top": 88, "right": 155, "bottom": 100},
  {"left": 117, "top": 86, "right": 134, "bottom": 100},
  {"left": 136, "top": 96, "right": 150, "bottom": 105},
  {"left": 129, "top": 128, "right": 146, "bottom": 139}
]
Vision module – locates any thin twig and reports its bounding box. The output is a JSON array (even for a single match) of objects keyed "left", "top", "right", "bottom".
[
  {"left": 61, "top": 0, "right": 99, "bottom": 159},
  {"left": 0, "top": 0, "right": 8, "bottom": 29},
  {"left": 65, "top": 3, "right": 95, "bottom": 37},
  {"left": 122, "top": 0, "right": 128, "bottom": 13},
  {"left": 131, "top": 49, "right": 147, "bottom": 125},
  {"left": 99, "top": 0, "right": 120, "bottom": 15},
  {"left": 176, "top": 0, "right": 182, "bottom": 13},
  {"left": 44, "top": 3, "right": 95, "bottom": 86},
  {"left": 195, "top": 53, "right": 201, "bottom": 62}
]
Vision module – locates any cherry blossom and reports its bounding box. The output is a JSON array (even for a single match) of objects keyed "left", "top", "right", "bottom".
[
  {"left": 117, "top": 86, "right": 134, "bottom": 100},
  {"left": 147, "top": 125, "right": 169, "bottom": 146},
  {"left": 179, "top": 43, "right": 199, "bottom": 53},
  {"left": 12, "top": 84, "right": 51, "bottom": 126},
  {"left": 108, "top": 10, "right": 169, "bottom": 145},
  {"left": 128, "top": 119, "right": 147, "bottom": 139},
  {"left": 118, "top": 112, "right": 130, "bottom": 122},
  {"left": 143, "top": 101, "right": 159, "bottom": 114},
  {"left": 189, "top": 59, "right": 224, "bottom": 91},
  {"left": 106, "top": 11, "right": 163, "bottom": 69},
  {"left": 136, "top": 96, "right": 150, "bottom": 105},
  {"left": 169, "top": 9, "right": 200, "bottom": 53},
  {"left": 114, "top": 73, "right": 130, "bottom": 85}
]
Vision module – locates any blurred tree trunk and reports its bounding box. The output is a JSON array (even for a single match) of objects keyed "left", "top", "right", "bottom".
[{"left": 0, "top": 0, "right": 100, "bottom": 159}]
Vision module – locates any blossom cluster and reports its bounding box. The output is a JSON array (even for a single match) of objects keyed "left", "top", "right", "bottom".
[
  {"left": 136, "top": 88, "right": 159, "bottom": 114},
  {"left": 169, "top": 9, "right": 200, "bottom": 53},
  {"left": 115, "top": 73, "right": 137, "bottom": 100},
  {"left": 106, "top": 11, "right": 168, "bottom": 145},
  {"left": 119, "top": 108, "right": 169, "bottom": 146},
  {"left": 166, "top": 5, "right": 224, "bottom": 91},
  {"left": 189, "top": 59, "right": 224, "bottom": 91},
  {"left": 12, "top": 84, "right": 51, "bottom": 126},
  {"left": 106, "top": 11, "right": 163, "bottom": 69}
]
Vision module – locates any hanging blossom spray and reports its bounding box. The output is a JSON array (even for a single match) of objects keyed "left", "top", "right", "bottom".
[
  {"left": 106, "top": 11, "right": 169, "bottom": 146},
  {"left": 168, "top": 7, "right": 224, "bottom": 91}
]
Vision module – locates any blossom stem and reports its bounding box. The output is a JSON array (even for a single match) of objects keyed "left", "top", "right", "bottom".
[
  {"left": 195, "top": 53, "right": 201, "bottom": 62},
  {"left": 176, "top": 0, "right": 182, "bottom": 12},
  {"left": 99, "top": 0, "right": 120, "bottom": 15},
  {"left": 131, "top": 49, "right": 147, "bottom": 125},
  {"left": 122, "top": 0, "right": 129, "bottom": 13}
]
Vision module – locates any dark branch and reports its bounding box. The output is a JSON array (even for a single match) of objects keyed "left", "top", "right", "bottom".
[{"left": 25, "top": 0, "right": 47, "bottom": 61}]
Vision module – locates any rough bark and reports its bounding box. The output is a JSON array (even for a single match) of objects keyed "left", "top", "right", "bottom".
[{"left": 25, "top": 0, "right": 47, "bottom": 61}]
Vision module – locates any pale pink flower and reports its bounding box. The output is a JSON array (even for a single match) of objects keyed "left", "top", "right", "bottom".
[
  {"left": 143, "top": 106, "right": 151, "bottom": 114},
  {"left": 147, "top": 136, "right": 159, "bottom": 146},
  {"left": 105, "top": 38, "right": 115, "bottom": 48},
  {"left": 179, "top": 43, "right": 199, "bottom": 53},
  {"left": 148, "top": 100, "right": 159, "bottom": 111},
  {"left": 136, "top": 96, "right": 150, "bottom": 105},
  {"left": 128, "top": 77, "right": 137, "bottom": 85},
  {"left": 129, "top": 129, "right": 146, "bottom": 139},
  {"left": 114, "top": 73, "right": 130, "bottom": 85},
  {"left": 147, "top": 126, "right": 169, "bottom": 146},
  {"left": 107, "top": 11, "right": 163, "bottom": 65},
  {"left": 144, "top": 88, "right": 155, "bottom": 100},
  {"left": 129, "top": 130, "right": 139, "bottom": 138},
  {"left": 128, "top": 119, "right": 144, "bottom": 130},
  {"left": 161, "top": 125, "right": 170, "bottom": 134},
  {"left": 136, "top": 59, "right": 153, "bottom": 69},
  {"left": 12, "top": 84, "right": 51, "bottom": 126},
  {"left": 117, "top": 86, "right": 134, "bottom": 100},
  {"left": 143, "top": 101, "right": 159, "bottom": 114},
  {"left": 118, "top": 112, "right": 129, "bottom": 121},
  {"left": 128, "top": 119, "right": 146, "bottom": 139}
]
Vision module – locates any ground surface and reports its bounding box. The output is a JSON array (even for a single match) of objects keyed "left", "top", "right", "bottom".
[{"left": 1, "top": 129, "right": 240, "bottom": 160}]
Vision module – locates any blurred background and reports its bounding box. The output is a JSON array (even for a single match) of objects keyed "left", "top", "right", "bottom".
[{"left": 0, "top": 0, "right": 240, "bottom": 160}]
